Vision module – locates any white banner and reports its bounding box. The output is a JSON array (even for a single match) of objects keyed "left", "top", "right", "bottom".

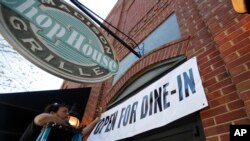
[{"left": 87, "top": 57, "right": 208, "bottom": 141}]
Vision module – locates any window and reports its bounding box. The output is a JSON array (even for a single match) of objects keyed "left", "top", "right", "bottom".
[
  {"left": 109, "top": 55, "right": 186, "bottom": 109},
  {"left": 113, "top": 13, "right": 181, "bottom": 85}
]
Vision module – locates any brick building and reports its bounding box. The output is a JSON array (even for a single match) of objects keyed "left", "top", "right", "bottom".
[{"left": 62, "top": 0, "right": 250, "bottom": 140}]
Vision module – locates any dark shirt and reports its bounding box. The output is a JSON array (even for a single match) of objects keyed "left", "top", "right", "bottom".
[
  {"left": 20, "top": 121, "right": 81, "bottom": 141},
  {"left": 19, "top": 120, "right": 42, "bottom": 141}
]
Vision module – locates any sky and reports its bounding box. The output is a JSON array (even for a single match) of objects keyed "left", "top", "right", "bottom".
[
  {"left": 65, "top": 0, "right": 118, "bottom": 19},
  {"left": 0, "top": 0, "right": 118, "bottom": 93}
]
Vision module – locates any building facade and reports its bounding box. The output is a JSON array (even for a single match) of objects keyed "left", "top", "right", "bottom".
[{"left": 62, "top": 0, "right": 250, "bottom": 140}]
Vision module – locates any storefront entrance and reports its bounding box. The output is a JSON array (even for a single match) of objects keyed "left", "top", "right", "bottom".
[
  {"left": 132, "top": 112, "right": 205, "bottom": 141},
  {"left": 118, "top": 112, "right": 204, "bottom": 141}
]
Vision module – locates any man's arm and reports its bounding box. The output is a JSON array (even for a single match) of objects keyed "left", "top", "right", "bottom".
[
  {"left": 82, "top": 117, "right": 100, "bottom": 136},
  {"left": 34, "top": 113, "right": 69, "bottom": 126}
]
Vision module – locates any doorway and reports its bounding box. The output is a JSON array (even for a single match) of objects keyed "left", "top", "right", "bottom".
[{"left": 120, "top": 112, "right": 205, "bottom": 141}]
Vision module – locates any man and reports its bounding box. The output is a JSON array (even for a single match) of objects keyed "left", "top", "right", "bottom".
[{"left": 19, "top": 103, "right": 100, "bottom": 141}]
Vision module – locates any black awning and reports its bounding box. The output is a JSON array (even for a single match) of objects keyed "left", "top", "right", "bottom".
[{"left": 0, "top": 88, "right": 91, "bottom": 141}]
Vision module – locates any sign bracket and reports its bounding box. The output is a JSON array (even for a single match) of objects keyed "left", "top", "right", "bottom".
[{"left": 70, "top": 0, "right": 141, "bottom": 58}]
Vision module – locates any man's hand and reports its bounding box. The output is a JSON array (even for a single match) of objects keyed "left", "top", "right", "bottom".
[{"left": 96, "top": 107, "right": 103, "bottom": 117}]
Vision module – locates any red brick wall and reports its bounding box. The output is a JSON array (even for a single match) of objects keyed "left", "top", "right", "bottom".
[{"left": 62, "top": 0, "right": 250, "bottom": 140}]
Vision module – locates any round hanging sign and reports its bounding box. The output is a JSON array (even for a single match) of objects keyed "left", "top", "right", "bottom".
[{"left": 0, "top": 0, "right": 119, "bottom": 83}]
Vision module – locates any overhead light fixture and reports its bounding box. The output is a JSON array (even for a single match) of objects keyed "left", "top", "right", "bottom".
[
  {"left": 68, "top": 115, "right": 80, "bottom": 128},
  {"left": 231, "top": 0, "right": 250, "bottom": 13},
  {"left": 68, "top": 104, "right": 81, "bottom": 128}
]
